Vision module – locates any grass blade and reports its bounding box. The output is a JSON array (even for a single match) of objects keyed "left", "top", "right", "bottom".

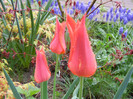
[
  {"left": 63, "top": 77, "right": 79, "bottom": 99},
  {"left": 113, "top": 66, "right": 133, "bottom": 99},
  {"left": 2, "top": 68, "right": 23, "bottom": 99}
]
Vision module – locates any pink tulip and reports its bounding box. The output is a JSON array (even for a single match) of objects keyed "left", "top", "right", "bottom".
[
  {"left": 50, "top": 18, "right": 66, "bottom": 54},
  {"left": 66, "top": 13, "right": 97, "bottom": 77},
  {"left": 34, "top": 47, "right": 51, "bottom": 83}
]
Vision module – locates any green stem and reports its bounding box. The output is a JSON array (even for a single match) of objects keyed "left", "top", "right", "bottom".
[
  {"left": 53, "top": 54, "right": 59, "bottom": 99},
  {"left": 79, "top": 77, "right": 84, "bottom": 99},
  {"left": 41, "top": 81, "right": 48, "bottom": 99}
]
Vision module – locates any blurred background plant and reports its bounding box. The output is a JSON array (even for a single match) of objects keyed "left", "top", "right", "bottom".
[
  {"left": 0, "top": 0, "right": 133, "bottom": 98},
  {"left": 0, "top": 0, "right": 55, "bottom": 72}
]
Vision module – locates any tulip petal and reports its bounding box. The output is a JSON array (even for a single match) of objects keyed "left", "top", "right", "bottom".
[
  {"left": 67, "top": 14, "right": 97, "bottom": 77},
  {"left": 66, "top": 13, "right": 77, "bottom": 41}
]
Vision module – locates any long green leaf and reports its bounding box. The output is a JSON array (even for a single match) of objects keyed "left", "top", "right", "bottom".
[
  {"left": 40, "top": 0, "right": 53, "bottom": 24},
  {"left": 27, "top": 0, "right": 34, "bottom": 45},
  {"left": 34, "top": 7, "right": 41, "bottom": 37},
  {"left": 2, "top": 68, "right": 23, "bottom": 99},
  {"left": 0, "top": 0, "right": 6, "bottom": 11},
  {"left": 0, "top": 8, "right": 9, "bottom": 34},
  {"left": 20, "top": 0, "right": 27, "bottom": 35},
  {"left": 113, "top": 66, "right": 133, "bottom": 99},
  {"left": 63, "top": 77, "right": 79, "bottom": 99},
  {"left": 11, "top": 0, "right": 23, "bottom": 41}
]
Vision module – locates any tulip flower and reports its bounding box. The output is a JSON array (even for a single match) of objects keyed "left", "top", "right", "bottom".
[
  {"left": 50, "top": 18, "right": 66, "bottom": 54},
  {"left": 34, "top": 47, "right": 51, "bottom": 83},
  {"left": 66, "top": 13, "right": 97, "bottom": 77}
]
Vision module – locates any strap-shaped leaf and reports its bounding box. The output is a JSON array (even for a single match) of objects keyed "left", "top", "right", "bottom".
[
  {"left": 11, "top": 0, "right": 23, "bottom": 42},
  {"left": 40, "top": 0, "right": 53, "bottom": 24},
  {"left": 63, "top": 77, "right": 79, "bottom": 99},
  {"left": 20, "top": 0, "right": 27, "bottom": 35},
  {"left": 0, "top": 0, "right": 6, "bottom": 11},
  {"left": 27, "top": 0, "right": 35, "bottom": 46},
  {"left": 113, "top": 66, "right": 133, "bottom": 99},
  {"left": 2, "top": 68, "right": 23, "bottom": 99}
]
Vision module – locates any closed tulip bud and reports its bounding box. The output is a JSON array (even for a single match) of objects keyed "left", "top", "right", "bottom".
[
  {"left": 34, "top": 47, "right": 51, "bottom": 83},
  {"left": 50, "top": 18, "right": 66, "bottom": 54}
]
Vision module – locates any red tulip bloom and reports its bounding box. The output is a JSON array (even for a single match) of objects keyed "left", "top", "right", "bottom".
[
  {"left": 66, "top": 13, "right": 97, "bottom": 77},
  {"left": 50, "top": 18, "right": 66, "bottom": 54},
  {"left": 34, "top": 47, "right": 51, "bottom": 83}
]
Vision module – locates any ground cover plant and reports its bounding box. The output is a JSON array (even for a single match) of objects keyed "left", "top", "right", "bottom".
[{"left": 0, "top": 0, "right": 133, "bottom": 99}]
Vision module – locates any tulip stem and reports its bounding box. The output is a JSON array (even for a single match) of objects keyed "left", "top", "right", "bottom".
[
  {"left": 79, "top": 77, "right": 84, "bottom": 99},
  {"left": 41, "top": 81, "right": 48, "bottom": 99},
  {"left": 53, "top": 54, "right": 59, "bottom": 99}
]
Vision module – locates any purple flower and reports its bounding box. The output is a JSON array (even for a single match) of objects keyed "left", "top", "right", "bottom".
[
  {"left": 72, "top": 6, "right": 76, "bottom": 10},
  {"left": 123, "top": 30, "right": 128, "bottom": 38},
  {"left": 127, "top": 13, "right": 132, "bottom": 21},
  {"left": 97, "top": 9, "right": 100, "bottom": 14},
  {"left": 103, "top": 14, "right": 105, "bottom": 19},
  {"left": 119, "top": 7, "right": 122, "bottom": 13},
  {"left": 88, "top": 14, "right": 94, "bottom": 20},
  {"left": 55, "top": 2, "right": 58, "bottom": 6},
  {"left": 119, "top": 27, "right": 124, "bottom": 34},
  {"left": 123, "top": 8, "right": 127, "bottom": 13},
  {"left": 120, "top": 14, "right": 124, "bottom": 21},
  {"left": 112, "top": 25, "right": 114, "bottom": 27},
  {"left": 116, "top": 12, "right": 119, "bottom": 19},
  {"left": 53, "top": 7, "right": 58, "bottom": 14},
  {"left": 95, "top": 18, "right": 97, "bottom": 21},
  {"left": 123, "top": 17, "right": 128, "bottom": 25},
  {"left": 88, "top": 1, "right": 91, "bottom": 6},
  {"left": 106, "top": 11, "right": 110, "bottom": 21},
  {"left": 50, "top": 2, "right": 54, "bottom": 6},
  {"left": 80, "top": 2, "right": 86, "bottom": 14},
  {"left": 67, "top": 9, "right": 69, "bottom": 13},
  {"left": 113, "top": 16, "right": 117, "bottom": 22},
  {"left": 76, "top": 1, "right": 79, "bottom": 9},
  {"left": 70, "top": 9, "right": 74, "bottom": 15},
  {"left": 110, "top": 7, "right": 113, "bottom": 13},
  {"left": 31, "top": 0, "right": 34, "bottom": 3},
  {"left": 115, "top": 9, "right": 117, "bottom": 13},
  {"left": 131, "top": 13, "right": 133, "bottom": 21},
  {"left": 91, "top": 6, "right": 95, "bottom": 11},
  {"left": 127, "top": 9, "right": 131, "bottom": 14},
  {"left": 110, "top": 13, "right": 113, "bottom": 21}
]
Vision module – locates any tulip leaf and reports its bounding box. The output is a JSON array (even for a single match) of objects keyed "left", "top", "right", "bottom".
[
  {"left": 34, "top": 7, "right": 41, "bottom": 36},
  {"left": 2, "top": 68, "right": 23, "bottom": 99},
  {"left": 0, "top": 0, "right": 6, "bottom": 11},
  {"left": 63, "top": 77, "right": 79, "bottom": 99},
  {"left": 40, "top": 0, "right": 53, "bottom": 24},
  {"left": 10, "top": 0, "right": 23, "bottom": 42},
  {"left": 113, "top": 66, "right": 133, "bottom": 99},
  {"left": 20, "top": 0, "right": 27, "bottom": 35}
]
